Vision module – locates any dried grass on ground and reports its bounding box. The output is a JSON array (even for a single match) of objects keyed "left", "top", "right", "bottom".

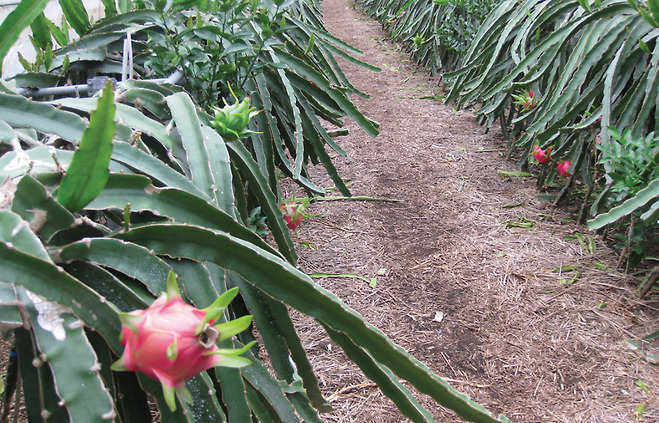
[{"left": 287, "top": 0, "right": 659, "bottom": 421}]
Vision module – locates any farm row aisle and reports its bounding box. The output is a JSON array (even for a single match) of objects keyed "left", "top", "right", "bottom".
[{"left": 290, "top": 0, "right": 659, "bottom": 421}]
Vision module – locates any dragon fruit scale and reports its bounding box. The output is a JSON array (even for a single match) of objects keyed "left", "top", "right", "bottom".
[{"left": 112, "top": 271, "right": 255, "bottom": 411}]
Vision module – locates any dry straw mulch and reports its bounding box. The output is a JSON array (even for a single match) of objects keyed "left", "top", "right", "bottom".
[{"left": 286, "top": 0, "right": 659, "bottom": 421}]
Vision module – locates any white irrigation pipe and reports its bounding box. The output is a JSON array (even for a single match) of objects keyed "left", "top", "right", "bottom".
[
  {"left": 17, "top": 33, "right": 185, "bottom": 98},
  {"left": 15, "top": 69, "right": 184, "bottom": 98}
]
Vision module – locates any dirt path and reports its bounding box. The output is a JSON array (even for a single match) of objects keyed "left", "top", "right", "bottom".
[{"left": 287, "top": 0, "right": 659, "bottom": 422}]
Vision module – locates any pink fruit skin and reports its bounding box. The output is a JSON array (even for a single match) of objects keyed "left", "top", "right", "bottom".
[
  {"left": 532, "top": 146, "right": 551, "bottom": 163},
  {"left": 280, "top": 201, "right": 304, "bottom": 230},
  {"left": 557, "top": 160, "right": 572, "bottom": 177},
  {"left": 284, "top": 213, "right": 303, "bottom": 230},
  {"left": 118, "top": 296, "right": 221, "bottom": 388}
]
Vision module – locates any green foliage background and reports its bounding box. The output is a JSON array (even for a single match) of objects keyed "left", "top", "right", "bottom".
[{"left": 357, "top": 0, "right": 499, "bottom": 72}]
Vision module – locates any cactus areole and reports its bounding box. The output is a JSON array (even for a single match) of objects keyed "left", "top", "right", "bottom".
[{"left": 112, "top": 271, "right": 254, "bottom": 411}]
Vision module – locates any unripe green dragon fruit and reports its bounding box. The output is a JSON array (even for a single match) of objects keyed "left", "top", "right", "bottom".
[
  {"left": 112, "top": 271, "right": 254, "bottom": 411},
  {"left": 211, "top": 85, "right": 260, "bottom": 141}
]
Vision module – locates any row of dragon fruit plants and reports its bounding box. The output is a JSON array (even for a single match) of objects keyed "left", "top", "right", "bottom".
[
  {"left": 0, "top": 0, "right": 513, "bottom": 422},
  {"left": 360, "top": 0, "right": 658, "bottom": 287}
]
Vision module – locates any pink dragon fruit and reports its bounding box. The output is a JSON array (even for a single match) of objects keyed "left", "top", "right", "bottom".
[
  {"left": 532, "top": 145, "right": 552, "bottom": 163},
  {"left": 556, "top": 160, "right": 572, "bottom": 177},
  {"left": 512, "top": 89, "right": 539, "bottom": 112},
  {"left": 279, "top": 197, "right": 311, "bottom": 230},
  {"left": 112, "top": 271, "right": 254, "bottom": 411},
  {"left": 280, "top": 201, "right": 304, "bottom": 230}
]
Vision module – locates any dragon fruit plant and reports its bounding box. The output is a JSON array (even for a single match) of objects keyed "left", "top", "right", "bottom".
[
  {"left": 112, "top": 271, "right": 255, "bottom": 411},
  {"left": 512, "top": 89, "right": 538, "bottom": 113},
  {"left": 388, "top": 9, "right": 405, "bottom": 24}
]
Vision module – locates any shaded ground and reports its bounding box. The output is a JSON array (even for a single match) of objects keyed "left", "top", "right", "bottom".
[{"left": 286, "top": 0, "right": 659, "bottom": 421}]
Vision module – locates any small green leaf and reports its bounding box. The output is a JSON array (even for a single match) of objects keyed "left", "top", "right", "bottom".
[
  {"left": 635, "top": 380, "right": 651, "bottom": 394},
  {"left": 497, "top": 170, "right": 536, "bottom": 177},
  {"left": 58, "top": 81, "right": 116, "bottom": 213},
  {"left": 639, "top": 7, "right": 658, "bottom": 27},
  {"left": 593, "top": 262, "right": 608, "bottom": 270},
  {"left": 214, "top": 316, "right": 253, "bottom": 342},
  {"left": 167, "top": 340, "right": 179, "bottom": 361},
  {"left": 501, "top": 202, "right": 524, "bottom": 208},
  {"left": 552, "top": 265, "right": 580, "bottom": 272},
  {"left": 166, "top": 270, "right": 181, "bottom": 299},
  {"left": 47, "top": 17, "right": 69, "bottom": 46},
  {"left": 643, "top": 330, "right": 659, "bottom": 340},
  {"left": 577, "top": 0, "right": 591, "bottom": 13},
  {"left": 305, "top": 32, "right": 315, "bottom": 54},
  {"left": 118, "top": 0, "right": 131, "bottom": 13},
  {"left": 561, "top": 271, "right": 582, "bottom": 286},
  {"left": 30, "top": 13, "right": 52, "bottom": 50},
  {"left": 627, "top": 339, "right": 643, "bottom": 350},
  {"left": 648, "top": 0, "right": 659, "bottom": 24}
]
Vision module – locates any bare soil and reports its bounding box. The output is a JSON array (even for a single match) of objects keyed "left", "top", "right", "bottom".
[{"left": 286, "top": 0, "right": 659, "bottom": 421}]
